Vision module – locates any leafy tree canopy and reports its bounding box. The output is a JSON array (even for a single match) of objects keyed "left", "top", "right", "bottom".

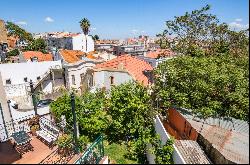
[
  {"left": 107, "top": 82, "right": 157, "bottom": 162},
  {"left": 79, "top": 18, "right": 91, "bottom": 35},
  {"left": 50, "top": 90, "right": 111, "bottom": 141},
  {"left": 24, "top": 38, "right": 48, "bottom": 53},
  {"left": 7, "top": 49, "right": 19, "bottom": 57},
  {"left": 157, "top": 4, "right": 249, "bottom": 57},
  {"left": 154, "top": 54, "right": 249, "bottom": 121},
  {"left": 5, "top": 21, "right": 33, "bottom": 42},
  {"left": 92, "top": 34, "right": 100, "bottom": 41}
]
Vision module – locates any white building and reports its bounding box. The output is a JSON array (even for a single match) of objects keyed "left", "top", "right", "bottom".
[
  {"left": 47, "top": 33, "right": 94, "bottom": 53},
  {"left": 88, "top": 54, "right": 153, "bottom": 91},
  {"left": 64, "top": 60, "right": 103, "bottom": 94},
  {"left": 0, "top": 61, "right": 63, "bottom": 108}
]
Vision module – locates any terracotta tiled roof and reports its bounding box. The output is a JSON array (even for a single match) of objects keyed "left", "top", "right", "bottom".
[
  {"left": 94, "top": 54, "right": 153, "bottom": 86},
  {"left": 59, "top": 49, "right": 85, "bottom": 63},
  {"left": 23, "top": 51, "right": 53, "bottom": 62},
  {"left": 85, "top": 51, "right": 97, "bottom": 59},
  {"left": 146, "top": 49, "right": 175, "bottom": 59}
]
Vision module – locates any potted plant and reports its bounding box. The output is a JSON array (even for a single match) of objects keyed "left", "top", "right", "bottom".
[
  {"left": 29, "top": 115, "right": 40, "bottom": 126},
  {"left": 29, "top": 115, "right": 40, "bottom": 135},
  {"left": 56, "top": 134, "right": 73, "bottom": 156},
  {"left": 30, "top": 124, "right": 40, "bottom": 136}
]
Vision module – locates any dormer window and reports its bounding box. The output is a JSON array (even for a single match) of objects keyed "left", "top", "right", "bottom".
[{"left": 6, "top": 79, "right": 11, "bottom": 84}]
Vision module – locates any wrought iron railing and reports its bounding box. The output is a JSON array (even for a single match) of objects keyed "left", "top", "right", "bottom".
[{"left": 74, "top": 135, "right": 104, "bottom": 164}]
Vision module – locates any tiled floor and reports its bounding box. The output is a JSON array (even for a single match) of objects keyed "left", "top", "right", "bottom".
[{"left": 0, "top": 134, "right": 57, "bottom": 164}]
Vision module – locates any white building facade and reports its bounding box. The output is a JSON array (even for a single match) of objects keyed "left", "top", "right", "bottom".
[
  {"left": 47, "top": 33, "right": 94, "bottom": 53},
  {"left": 0, "top": 61, "right": 63, "bottom": 108},
  {"left": 92, "top": 70, "right": 133, "bottom": 91}
]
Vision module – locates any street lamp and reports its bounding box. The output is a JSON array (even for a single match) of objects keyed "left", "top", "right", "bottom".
[
  {"left": 70, "top": 92, "right": 79, "bottom": 154},
  {"left": 29, "top": 80, "right": 38, "bottom": 116}
]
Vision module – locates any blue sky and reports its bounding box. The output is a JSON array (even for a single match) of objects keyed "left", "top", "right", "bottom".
[{"left": 0, "top": 0, "right": 249, "bottom": 39}]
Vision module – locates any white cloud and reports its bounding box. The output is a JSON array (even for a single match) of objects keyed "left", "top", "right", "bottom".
[
  {"left": 90, "top": 27, "right": 97, "bottom": 31},
  {"left": 44, "top": 17, "right": 54, "bottom": 23},
  {"left": 235, "top": 18, "right": 242, "bottom": 22},
  {"left": 229, "top": 21, "right": 249, "bottom": 30},
  {"left": 16, "top": 21, "right": 27, "bottom": 25},
  {"left": 141, "top": 30, "right": 146, "bottom": 33}
]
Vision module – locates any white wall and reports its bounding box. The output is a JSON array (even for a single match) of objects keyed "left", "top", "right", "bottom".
[
  {"left": 0, "top": 61, "right": 62, "bottom": 85},
  {"left": 147, "top": 115, "right": 186, "bottom": 164},
  {"left": 93, "top": 70, "right": 133, "bottom": 91},
  {"left": 72, "top": 34, "right": 94, "bottom": 53},
  {"left": 65, "top": 61, "right": 97, "bottom": 90}
]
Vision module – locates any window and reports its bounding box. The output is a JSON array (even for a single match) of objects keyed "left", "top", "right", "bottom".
[
  {"left": 24, "top": 77, "right": 28, "bottom": 82},
  {"left": 6, "top": 79, "right": 11, "bottom": 84},
  {"left": 110, "top": 76, "right": 114, "bottom": 85},
  {"left": 37, "top": 76, "right": 41, "bottom": 80},
  {"left": 88, "top": 74, "right": 93, "bottom": 88},
  {"left": 72, "top": 75, "right": 76, "bottom": 85}
]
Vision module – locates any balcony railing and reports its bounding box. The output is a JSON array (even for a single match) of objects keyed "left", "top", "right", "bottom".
[{"left": 74, "top": 135, "right": 104, "bottom": 164}]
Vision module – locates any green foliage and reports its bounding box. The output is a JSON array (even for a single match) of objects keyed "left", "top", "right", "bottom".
[
  {"left": 153, "top": 137, "right": 175, "bottom": 164},
  {"left": 107, "top": 82, "right": 156, "bottom": 162},
  {"left": 77, "top": 90, "right": 111, "bottom": 140},
  {"left": 56, "top": 134, "right": 73, "bottom": 149},
  {"left": 78, "top": 135, "right": 89, "bottom": 152},
  {"left": 79, "top": 18, "right": 91, "bottom": 35},
  {"left": 154, "top": 54, "right": 249, "bottom": 121},
  {"left": 7, "top": 49, "right": 19, "bottom": 57},
  {"left": 104, "top": 140, "right": 138, "bottom": 164},
  {"left": 158, "top": 4, "right": 249, "bottom": 57},
  {"left": 25, "top": 38, "right": 48, "bottom": 53},
  {"left": 92, "top": 34, "right": 100, "bottom": 41},
  {"left": 50, "top": 90, "right": 110, "bottom": 141},
  {"left": 5, "top": 21, "right": 33, "bottom": 42}
]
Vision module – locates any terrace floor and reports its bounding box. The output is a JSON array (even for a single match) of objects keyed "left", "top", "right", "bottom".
[{"left": 0, "top": 134, "right": 79, "bottom": 164}]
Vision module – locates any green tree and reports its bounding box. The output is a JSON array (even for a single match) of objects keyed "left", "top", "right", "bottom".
[
  {"left": 154, "top": 54, "right": 249, "bottom": 121},
  {"left": 25, "top": 38, "right": 47, "bottom": 53},
  {"left": 5, "top": 21, "right": 33, "bottom": 42},
  {"left": 92, "top": 34, "right": 100, "bottom": 41},
  {"left": 50, "top": 90, "right": 110, "bottom": 141},
  {"left": 79, "top": 18, "right": 91, "bottom": 52},
  {"left": 107, "top": 82, "right": 157, "bottom": 163},
  {"left": 158, "top": 4, "right": 249, "bottom": 57},
  {"left": 7, "top": 49, "right": 19, "bottom": 57},
  {"left": 153, "top": 137, "right": 175, "bottom": 164}
]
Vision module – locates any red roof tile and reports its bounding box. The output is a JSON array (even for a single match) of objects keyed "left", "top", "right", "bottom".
[
  {"left": 23, "top": 51, "right": 53, "bottom": 62},
  {"left": 95, "top": 54, "right": 153, "bottom": 86},
  {"left": 59, "top": 49, "right": 85, "bottom": 63},
  {"left": 146, "top": 49, "right": 175, "bottom": 59}
]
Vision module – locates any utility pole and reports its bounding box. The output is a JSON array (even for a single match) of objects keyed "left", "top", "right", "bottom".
[
  {"left": 30, "top": 80, "right": 38, "bottom": 115},
  {"left": 71, "top": 92, "right": 79, "bottom": 154}
]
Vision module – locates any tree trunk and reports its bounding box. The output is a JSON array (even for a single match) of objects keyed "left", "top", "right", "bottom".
[{"left": 85, "top": 35, "right": 88, "bottom": 52}]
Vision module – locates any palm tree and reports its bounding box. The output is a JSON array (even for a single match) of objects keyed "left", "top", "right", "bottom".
[{"left": 79, "top": 18, "right": 91, "bottom": 52}]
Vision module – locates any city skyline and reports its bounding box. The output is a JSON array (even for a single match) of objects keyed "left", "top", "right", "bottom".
[{"left": 0, "top": 0, "right": 249, "bottom": 39}]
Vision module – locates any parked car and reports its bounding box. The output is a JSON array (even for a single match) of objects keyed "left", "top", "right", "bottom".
[
  {"left": 37, "top": 99, "right": 53, "bottom": 108},
  {"left": 8, "top": 99, "right": 18, "bottom": 109}
]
